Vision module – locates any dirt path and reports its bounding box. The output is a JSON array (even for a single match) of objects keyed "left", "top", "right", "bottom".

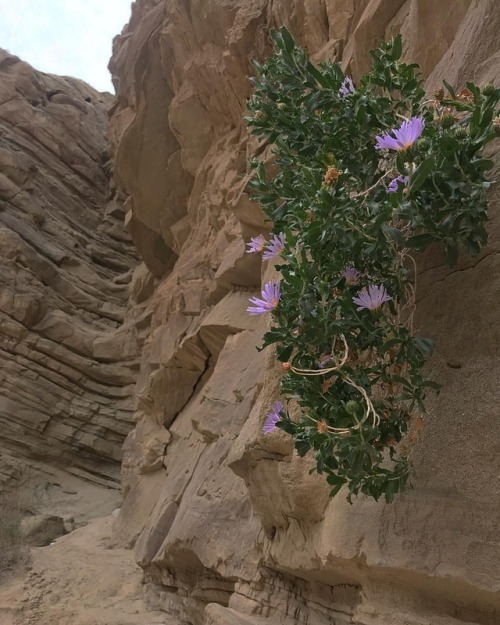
[{"left": 0, "top": 516, "right": 169, "bottom": 625}]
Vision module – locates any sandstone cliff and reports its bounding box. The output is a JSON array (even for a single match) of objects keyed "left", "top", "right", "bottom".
[
  {"left": 105, "top": 2, "right": 500, "bottom": 624},
  {"left": 0, "top": 49, "right": 142, "bottom": 485}
]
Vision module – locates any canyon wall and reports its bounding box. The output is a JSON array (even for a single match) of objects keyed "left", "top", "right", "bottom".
[
  {"left": 108, "top": 1, "right": 500, "bottom": 624},
  {"left": 0, "top": 49, "right": 142, "bottom": 485}
]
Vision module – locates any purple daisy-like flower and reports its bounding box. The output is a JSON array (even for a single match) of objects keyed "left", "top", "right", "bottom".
[
  {"left": 353, "top": 284, "right": 392, "bottom": 311},
  {"left": 246, "top": 235, "right": 267, "bottom": 254},
  {"left": 247, "top": 281, "right": 281, "bottom": 315},
  {"left": 262, "top": 232, "right": 285, "bottom": 261},
  {"left": 375, "top": 117, "right": 425, "bottom": 151},
  {"left": 339, "top": 76, "right": 355, "bottom": 96},
  {"left": 263, "top": 401, "right": 284, "bottom": 433},
  {"left": 387, "top": 175, "right": 409, "bottom": 193},
  {"left": 341, "top": 266, "right": 361, "bottom": 285}
]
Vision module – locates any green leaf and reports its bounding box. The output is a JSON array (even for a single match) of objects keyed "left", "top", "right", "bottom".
[
  {"left": 277, "top": 420, "right": 296, "bottom": 436},
  {"left": 405, "top": 233, "right": 435, "bottom": 250},
  {"left": 329, "top": 483, "right": 344, "bottom": 498},
  {"left": 295, "top": 438, "right": 311, "bottom": 457},
  {"left": 306, "top": 62, "right": 328, "bottom": 88},
  {"left": 443, "top": 79, "right": 456, "bottom": 99},
  {"left": 391, "top": 34, "right": 402, "bottom": 60},
  {"left": 465, "top": 82, "right": 481, "bottom": 99},
  {"left": 381, "top": 224, "right": 406, "bottom": 246},
  {"left": 262, "top": 329, "right": 286, "bottom": 347},
  {"left": 409, "top": 157, "right": 435, "bottom": 193},
  {"left": 280, "top": 27, "right": 296, "bottom": 54},
  {"left": 472, "top": 159, "right": 494, "bottom": 171},
  {"left": 276, "top": 343, "right": 294, "bottom": 362},
  {"left": 352, "top": 452, "right": 366, "bottom": 476},
  {"left": 326, "top": 473, "right": 346, "bottom": 486},
  {"left": 284, "top": 226, "right": 295, "bottom": 248}
]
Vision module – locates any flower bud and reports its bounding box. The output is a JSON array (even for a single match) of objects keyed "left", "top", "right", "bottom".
[
  {"left": 345, "top": 400, "right": 361, "bottom": 415},
  {"left": 441, "top": 113, "right": 455, "bottom": 129},
  {"left": 417, "top": 137, "right": 430, "bottom": 150}
]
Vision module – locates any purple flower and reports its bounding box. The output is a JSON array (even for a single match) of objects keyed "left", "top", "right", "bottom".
[
  {"left": 247, "top": 281, "right": 281, "bottom": 315},
  {"left": 353, "top": 284, "right": 392, "bottom": 311},
  {"left": 341, "top": 266, "right": 360, "bottom": 285},
  {"left": 339, "top": 76, "right": 355, "bottom": 96},
  {"left": 246, "top": 235, "right": 267, "bottom": 254},
  {"left": 375, "top": 117, "right": 424, "bottom": 151},
  {"left": 387, "top": 175, "right": 409, "bottom": 193},
  {"left": 263, "top": 401, "right": 283, "bottom": 433},
  {"left": 262, "top": 232, "right": 285, "bottom": 260},
  {"left": 318, "top": 354, "right": 331, "bottom": 368}
]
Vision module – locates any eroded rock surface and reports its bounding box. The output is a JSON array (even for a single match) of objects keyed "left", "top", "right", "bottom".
[
  {"left": 107, "top": 1, "right": 500, "bottom": 624},
  {"left": 0, "top": 49, "right": 142, "bottom": 484}
]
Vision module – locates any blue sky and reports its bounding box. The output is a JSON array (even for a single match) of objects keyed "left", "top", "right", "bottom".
[{"left": 0, "top": 0, "right": 133, "bottom": 92}]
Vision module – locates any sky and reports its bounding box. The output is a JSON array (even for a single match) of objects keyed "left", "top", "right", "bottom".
[{"left": 0, "top": 0, "right": 133, "bottom": 92}]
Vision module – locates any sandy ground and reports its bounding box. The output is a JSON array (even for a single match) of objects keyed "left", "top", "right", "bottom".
[
  {"left": 10, "top": 461, "right": 124, "bottom": 525},
  {"left": 0, "top": 516, "right": 168, "bottom": 625},
  {"left": 0, "top": 461, "right": 169, "bottom": 625}
]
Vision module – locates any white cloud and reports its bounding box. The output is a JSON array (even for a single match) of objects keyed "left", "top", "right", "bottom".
[{"left": 0, "top": 0, "right": 133, "bottom": 92}]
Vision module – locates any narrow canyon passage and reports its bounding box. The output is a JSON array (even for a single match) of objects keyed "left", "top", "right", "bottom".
[{"left": 0, "top": 2, "right": 499, "bottom": 625}]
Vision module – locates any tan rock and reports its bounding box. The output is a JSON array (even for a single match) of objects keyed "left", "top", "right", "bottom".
[
  {"left": 108, "top": 2, "right": 500, "bottom": 624},
  {"left": 205, "top": 604, "right": 275, "bottom": 625},
  {"left": 20, "top": 514, "right": 65, "bottom": 546},
  {"left": 0, "top": 49, "right": 140, "bottom": 484}
]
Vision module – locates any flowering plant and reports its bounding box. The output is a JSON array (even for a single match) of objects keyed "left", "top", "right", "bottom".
[{"left": 245, "top": 30, "right": 499, "bottom": 502}]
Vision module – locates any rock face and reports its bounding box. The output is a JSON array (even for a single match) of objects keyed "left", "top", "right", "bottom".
[
  {"left": 0, "top": 49, "right": 142, "bottom": 484},
  {"left": 109, "top": 1, "right": 500, "bottom": 624}
]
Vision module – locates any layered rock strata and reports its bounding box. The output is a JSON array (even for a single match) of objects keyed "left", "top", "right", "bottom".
[
  {"left": 0, "top": 49, "right": 142, "bottom": 484},
  {"left": 109, "top": 1, "right": 500, "bottom": 624}
]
